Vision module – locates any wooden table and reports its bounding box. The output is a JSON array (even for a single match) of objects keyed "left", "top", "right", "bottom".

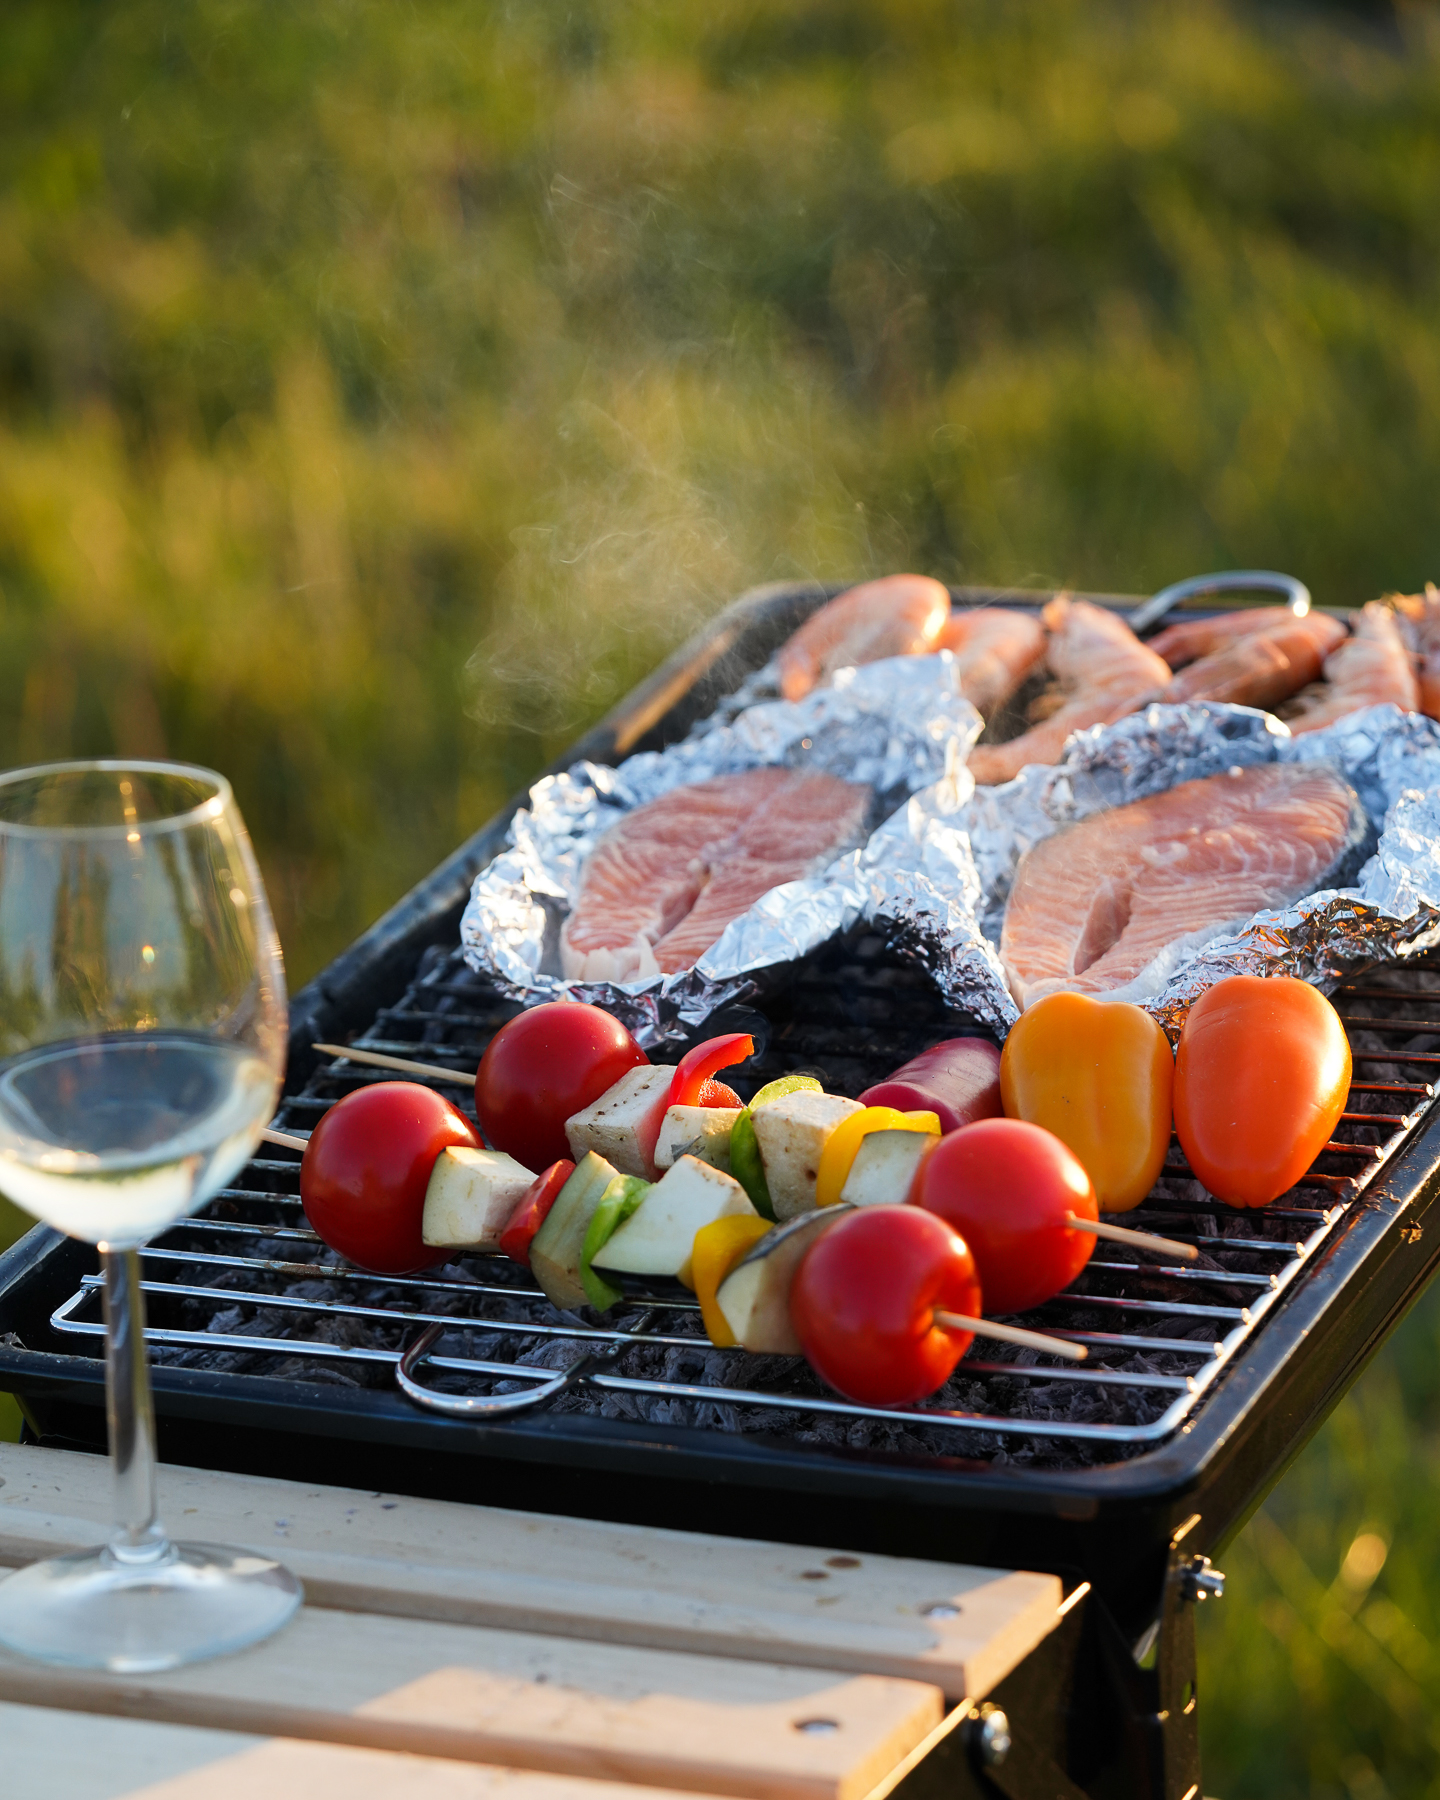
[{"left": 0, "top": 1444, "right": 1065, "bottom": 1800}]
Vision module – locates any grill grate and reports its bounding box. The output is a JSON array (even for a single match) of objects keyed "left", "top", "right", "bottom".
[
  {"left": 46, "top": 935, "right": 1440, "bottom": 1465},
  {"left": 50, "top": 936, "right": 1440, "bottom": 1468}
]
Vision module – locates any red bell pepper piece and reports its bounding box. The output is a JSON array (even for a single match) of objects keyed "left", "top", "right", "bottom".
[
  {"left": 635, "top": 1033, "right": 755, "bottom": 1176},
  {"left": 499, "top": 1160, "right": 575, "bottom": 1267},
  {"left": 698, "top": 1078, "right": 742, "bottom": 1108},
  {"left": 669, "top": 1033, "right": 755, "bottom": 1109}
]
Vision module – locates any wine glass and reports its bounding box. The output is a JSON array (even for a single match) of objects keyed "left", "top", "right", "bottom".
[{"left": 0, "top": 760, "right": 301, "bottom": 1670}]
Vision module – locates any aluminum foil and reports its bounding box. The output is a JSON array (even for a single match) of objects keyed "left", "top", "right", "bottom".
[
  {"left": 459, "top": 656, "right": 983, "bottom": 1045},
  {"left": 862, "top": 700, "right": 1440, "bottom": 1035}
]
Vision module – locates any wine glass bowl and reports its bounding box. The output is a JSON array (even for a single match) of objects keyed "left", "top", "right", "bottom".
[{"left": 0, "top": 760, "right": 301, "bottom": 1670}]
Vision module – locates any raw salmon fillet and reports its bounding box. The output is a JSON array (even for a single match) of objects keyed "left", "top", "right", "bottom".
[
  {"left": 1001, "top": 763, "right": 1363, "bottom": 1008},
  {"left": 561, "top": 767, "right": 870, "bottom": 981}
]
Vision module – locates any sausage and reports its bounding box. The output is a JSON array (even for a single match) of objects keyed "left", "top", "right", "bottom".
[{"left": 859, "top": 1038, "right": 1003, "bottom": 1135}]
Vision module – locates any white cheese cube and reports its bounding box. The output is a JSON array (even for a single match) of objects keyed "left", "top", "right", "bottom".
[
  {"left": 593, "top": 1155, "right": 756, "bottom": 1284},
  {"left": 655, "top": 1105, "right": 741, "bottom": 1172},
  {"left": 751, "top": 1091, "right": 864, "bottom": 1220},
  {"left": 564, "top": 1064, "right": 675, "bottom": 1176},
  {"left": 421, "top": 1146, "right": 536, "bottom": 1249}
]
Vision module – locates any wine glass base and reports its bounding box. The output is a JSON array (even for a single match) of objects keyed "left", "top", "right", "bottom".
[{"left": 0, "top": 1541, "right": 303, "bottom": 1672}]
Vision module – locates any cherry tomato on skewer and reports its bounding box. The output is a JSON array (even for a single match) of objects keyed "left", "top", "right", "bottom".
[
  {"left": 301, "top": 1081, "right": 478, "bottom": 1274},
  {"left": 475, "top": 1003, "right": 648, "bottom": 1170},
  {"left": 790, "top": 1207, "right": 981, "bottom": 1406},
  {"left": 910, "top": 1117, "right": 1097, "bottom": 1314}
]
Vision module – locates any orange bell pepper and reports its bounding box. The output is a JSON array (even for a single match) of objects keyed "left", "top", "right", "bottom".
[
  {"left": 1174, "top": 975, "right": 1350, "bottom": 1208},
  {"left": 999, "top": 993, "right": 1173, "bottom": 1213},
  {"left": 814, "top": 1106, "right": 940, "bottom": 1207}
]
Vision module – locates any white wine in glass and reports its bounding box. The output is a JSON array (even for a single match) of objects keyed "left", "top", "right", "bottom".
[{"left": 0, "top": 761, "right": 301, "bottom": 1670}]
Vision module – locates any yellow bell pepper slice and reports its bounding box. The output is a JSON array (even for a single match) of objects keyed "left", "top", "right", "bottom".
[
  {"left": 814, "top": 1106, "right": 941, "bottom": 1208},
  {"left": 1000, "top": 991, "right": 1174, "bottom": 1213},
  {"left": 691, "top": 1214, "right": 773, "bottom": 1345}
]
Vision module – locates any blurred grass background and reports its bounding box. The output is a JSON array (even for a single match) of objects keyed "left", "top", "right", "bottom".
[{"left": 1, "top": 0, "right": 1439, "bottom": 1789}]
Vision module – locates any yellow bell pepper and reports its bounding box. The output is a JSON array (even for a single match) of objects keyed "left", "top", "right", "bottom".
[
  {"left": 1000, "top": 992, "right": 1173, "bottom": 1213},
  {"left": 690, "top": 1214, "right": 773, "bottom": 1345},
  {"left": 813, "top": 1106, "right": 941, "bottom": 1208}
]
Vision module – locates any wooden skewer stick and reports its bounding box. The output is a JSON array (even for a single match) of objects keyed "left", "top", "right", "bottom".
[
  {"left": 261, "top": 1126, "right": 310, "bottom": 1152},
  {"left": 933, "top": 1311, "right": 1088, "bottom": 1363},
  {"left": 311, "top": 1042, "right": 473, "bottom": 1086},
  {"left": 1065, "top": 1212, "right": 1199, "bottom": 1263}
]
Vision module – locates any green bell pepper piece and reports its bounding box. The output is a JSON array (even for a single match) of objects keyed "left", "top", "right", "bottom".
[
  {"left": 580, "top": 1175, "right": 651, "bottom": 1311},
  {"left": 728, "top": 1075, "right": 822, "bottom": 1222}
]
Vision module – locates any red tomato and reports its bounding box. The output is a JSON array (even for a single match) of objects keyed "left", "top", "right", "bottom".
[
  {"left": 499, "top": 1160, "right": 575, "bottom": 1267},
  {"left": 475, "top": 1003, "right": 647, "bottom": 1170},
  {"left": 302, "top": 1082, "right": 478, "bottom": 1274},
  {"left": 910, "top": 1118, "right": 1097, "bottom": 1314},
  {"left": 699, "top": 1079, "right": 742, "bottom": 1108},
  {"left": 790, "top": 1207, "right": 981, "bottom": 1406},
  {"left": 1174, "top": 975, "right": 1351, "bottom": 1208}
]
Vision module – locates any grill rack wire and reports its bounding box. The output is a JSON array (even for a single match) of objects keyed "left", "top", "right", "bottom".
[{"left": 47, "top": 939, "right": 1440, "bottom": 1462}]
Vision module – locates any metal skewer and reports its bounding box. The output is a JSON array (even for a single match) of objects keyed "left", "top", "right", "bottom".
[
  {"left": 1065, "top": 1213, "right": 1200, "bottom": 1262},
  {"left": 311, "top": 1042, "right": 474, "bottom": 1086},
  {"left": 933, "top": 1312, "right": 1088, "bottom": 1363}
]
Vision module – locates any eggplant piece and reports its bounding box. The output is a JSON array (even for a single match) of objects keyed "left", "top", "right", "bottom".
[{"left": 716, "top": 1205, "right": 853, "bottom": 1353}]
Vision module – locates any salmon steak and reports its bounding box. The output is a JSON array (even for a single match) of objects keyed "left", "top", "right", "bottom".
[
  {"left": 1001, "top": 763, "right": 1364, "bottom": 1008},
  {"left": 561, "top": 767, "right": 870, "bottom": 981}
]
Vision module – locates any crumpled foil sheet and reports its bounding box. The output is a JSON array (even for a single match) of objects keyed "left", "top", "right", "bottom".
[
  {"left": 863, "top": 700, "right": 1440, "bottom": 1035},
  {"left": 460, "top": 656, "right": 982, "bottom": 1045}
]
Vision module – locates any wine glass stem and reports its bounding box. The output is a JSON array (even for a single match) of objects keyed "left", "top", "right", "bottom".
[{"left": 102, "top": 1249, "right": 170, "bottom": 1563}]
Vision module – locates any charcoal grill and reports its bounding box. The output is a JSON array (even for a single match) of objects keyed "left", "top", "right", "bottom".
[{"left": 2, "top": 581, "right": 1438, "bottom": 1800}]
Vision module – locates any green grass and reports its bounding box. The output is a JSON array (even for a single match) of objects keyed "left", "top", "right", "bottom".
[{"left": 2, "top": 2, "right": 1440, "bottom": 1787}]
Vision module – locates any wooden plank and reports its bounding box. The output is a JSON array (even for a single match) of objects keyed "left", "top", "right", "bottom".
[
  {"left": 0, "top": 1701, "right": 732, "bottom": 1800},
  {"left": 0, "top": 1444, "right": 1059, "bottom": 1699},
  {"left": 0, "top": 1603, "right": 943, "bottom": 1800}
]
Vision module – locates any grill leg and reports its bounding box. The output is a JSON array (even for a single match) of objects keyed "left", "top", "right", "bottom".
[{"left": 929, "top": 1529, "right": 1217, "bottom": 1800}]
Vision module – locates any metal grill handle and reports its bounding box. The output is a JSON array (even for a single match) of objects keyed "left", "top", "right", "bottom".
[
  {"left": 1127, "top": 569, "right": 1312, "bottom": 636},
  {"left": 396, "top": 1312, "right": 658, "bottom": 1418}
]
